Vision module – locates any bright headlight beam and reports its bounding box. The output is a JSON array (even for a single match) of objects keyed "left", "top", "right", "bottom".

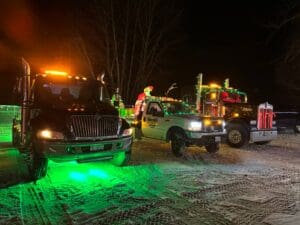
[
  {"left": 40, "top": 130, "right": 52, "bottom": 139},
  {"left": 38, "top": 129, "right": 64, "bottom": 140},
  {"left": 189, "top": 121, "right": 202, "bottom": 131}
]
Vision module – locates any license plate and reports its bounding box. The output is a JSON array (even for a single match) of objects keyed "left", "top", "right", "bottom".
[
  {"left": 215, "top": 136, "right": 221, "bottom": 142},
  {"left": 90, "top": 145, "right": 104, "bottom": 151},
  {"left": 260, "top": 131, "right": 269, "bottom": 136}
]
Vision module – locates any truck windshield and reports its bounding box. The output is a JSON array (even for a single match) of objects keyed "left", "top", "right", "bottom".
[
  {"left": 162, "top": 101, "right": 193, "bottom": 115},
  {"left": 34, "top": 77, "right": 99, "bottom": 109}
]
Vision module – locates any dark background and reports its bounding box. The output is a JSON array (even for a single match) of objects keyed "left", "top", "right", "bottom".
[{"left": 0, "top": 0, "right": 298, "bottom": 110}]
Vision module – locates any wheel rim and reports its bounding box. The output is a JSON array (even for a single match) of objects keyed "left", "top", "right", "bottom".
[{"left": 228, "top": 130, "right": 242, "bottom": 144}]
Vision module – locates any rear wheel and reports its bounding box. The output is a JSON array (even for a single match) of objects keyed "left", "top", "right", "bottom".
[
  {"left": 227, "top": 124, "right": 248, "bottom": 148},
  {"left": 170, "top": 131, "right": 186, "bottom": 157},
  {"left": 111, "top": 152, "right": 131, "bottom": 166},
  {"left": 205, "top": 143, "right": 220, "bottom": 153}
]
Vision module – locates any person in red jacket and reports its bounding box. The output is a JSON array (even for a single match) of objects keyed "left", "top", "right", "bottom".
[
  {"left": 134, "top": 86, "right": 153, "bottom": 119},
  {"left": 134, "top": 86, "right": 153, "bottom": 139}
]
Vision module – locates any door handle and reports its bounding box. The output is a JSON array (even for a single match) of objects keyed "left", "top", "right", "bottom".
[{"left": 165, "top": 119, "right": 170, "bottom": 122}]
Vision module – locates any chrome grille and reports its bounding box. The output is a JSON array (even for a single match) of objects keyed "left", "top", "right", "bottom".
[
  {"left": 69, "top": 115, "right": 120, "bottom": 138},
  {"left": 257, "top": 103, "right": 273, "bottom": 130}
]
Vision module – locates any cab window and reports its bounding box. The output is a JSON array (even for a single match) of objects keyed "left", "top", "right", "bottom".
[{"left": 147, "top": 102, "right": 163, "bottom": 115}]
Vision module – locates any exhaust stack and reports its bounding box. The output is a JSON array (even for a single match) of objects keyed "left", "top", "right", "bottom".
[{"left": 20, "top": 58, "right": 31, "bottom": 147}]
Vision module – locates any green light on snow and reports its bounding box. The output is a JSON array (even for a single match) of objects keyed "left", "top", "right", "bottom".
[
  {"left": 69, "top": 172, "right": 87, "bottom": 182},
  {"left": 88, "top": 169, "right": 109, "bottom": 179}
]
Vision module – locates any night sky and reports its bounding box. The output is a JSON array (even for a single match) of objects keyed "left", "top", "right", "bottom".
[
  {"left": 163, "top": 1, "right": 276, "bottom": 104},
  {"left": 0, "top": 0, "right": 296, "bottom": 108}
]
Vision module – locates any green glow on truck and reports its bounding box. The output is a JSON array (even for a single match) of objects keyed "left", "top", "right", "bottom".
[{"left": 0, "top": 105, "right": 20, "bottom": 143}]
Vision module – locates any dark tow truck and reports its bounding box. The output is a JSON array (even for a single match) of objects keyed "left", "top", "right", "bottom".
[
  {"left": 12, "top": 59, "right": 132, "bottom": 180},
  {"left": 197, "top": 79, "right": 277, "bottom": 148}
]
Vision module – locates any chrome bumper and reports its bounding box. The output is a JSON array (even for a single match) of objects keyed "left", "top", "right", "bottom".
[
  {"left": 187, "top": 131, "right": 226, "bottom": 139},
  {"left": 250, "top": 130, "right": 277, "bottom": 142},
  {"left": 185, "top": 131, "right": 226, "bottom": 146},
  {"left": 36, "top": 136, "right": 132, "bottom": 163}
]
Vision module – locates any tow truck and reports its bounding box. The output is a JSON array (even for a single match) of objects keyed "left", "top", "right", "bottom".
[
  {"left": 12, "top": 59, "right": 132, "bottom": 180},
  {"left": 195, "top": 75, "right": 277, "bottom": 148},
  {"left": 133, "top": 96, "right": 226, "bottom": 156}
]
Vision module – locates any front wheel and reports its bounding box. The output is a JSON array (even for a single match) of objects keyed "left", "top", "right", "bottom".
[
  {"left": 205, "top": 143, "right": 220, "bottom": 153},
  {"left": 25, "top": 141, "right": 48, "bottom": 181},
  {"left": 171, "top": 131, "right": 186, "bottom": 157},
  {"left": 30, "top": 154, "right": 48, "bottom": 181},
  {"left": 227, "top": 124, "right": 248, "bottom": 148},
  {"left": 111, "top": 152, "right": 131, "bottom": 166}
]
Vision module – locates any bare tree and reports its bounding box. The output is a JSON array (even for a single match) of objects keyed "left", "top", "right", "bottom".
[
  {"left": 73, "top": 0, "right": 182, "bottom": 104},
  {"left": 264, "top": 0, "right": 300, "bottom": 102}
]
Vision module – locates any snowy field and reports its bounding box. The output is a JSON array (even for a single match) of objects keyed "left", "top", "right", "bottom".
[{"left": 0, "top": 134, "right": 299, "bottom": 225}]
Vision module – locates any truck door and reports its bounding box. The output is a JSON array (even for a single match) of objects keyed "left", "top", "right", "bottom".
[{"left": 142, "top": 102, "right": 165, "bottom": 139}]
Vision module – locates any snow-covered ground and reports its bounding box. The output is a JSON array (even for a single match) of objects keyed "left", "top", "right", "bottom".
[{"left": 0, "top": 134, "right": 299, "bottom": 225}]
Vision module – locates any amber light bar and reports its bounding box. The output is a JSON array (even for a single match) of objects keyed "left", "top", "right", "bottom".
[{"left": 44, "top": 70, "right": 68, "bottom": 76}]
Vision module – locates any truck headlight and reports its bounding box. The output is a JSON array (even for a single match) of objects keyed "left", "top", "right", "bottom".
[
  {"left": 122, "top": 128, "right": 133, "bottom": 137},
  {"left": 37, "top": 129, "right": 64, "bottom": 140},
  {"left": 222, "top": 121, "right": 226, "bottom": 129},
  {"left": 188, "top": 121, "right": 202, "bottom": 131}
]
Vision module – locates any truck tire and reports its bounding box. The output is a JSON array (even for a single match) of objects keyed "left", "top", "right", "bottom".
[
  {"left": 170, "top": 131, "right": 186, "bottom": 157},
  {"left": 26, "top": 141, "right": 48, "bottom": 181},
  {"left": 30, "top": 154, "right": 48, "bottom": 181},
  {"left": 205, "top": 143, "right": 220, "bottom": 153},
  {"left": 111, "top": 152, "right": 131, "bottom": 166},
  {"left": 227, "top": 124, "right": 248, "bottom": 148}
]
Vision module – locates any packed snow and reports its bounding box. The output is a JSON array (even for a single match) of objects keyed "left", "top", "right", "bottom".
[{"left": 0, "top": 134, "right": 299, "bottom": 225}]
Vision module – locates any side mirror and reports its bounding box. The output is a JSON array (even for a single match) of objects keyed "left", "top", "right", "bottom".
[{"left": 97, "top": 73, "right": 105, "bottom": 85}]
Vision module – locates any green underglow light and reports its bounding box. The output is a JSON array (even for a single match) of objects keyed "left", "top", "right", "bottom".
[
  {"left": 88, "top": 169, "right": 109, "bottom": 179},
  {"left": 46, "top": 160, "right": 119, "bottom": 186},
  {"left": 111, "top": 152, "right": 126, "bottom": 166},
  {"left": 69, "top": 171, "right": 87, "bottom": 182}
]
